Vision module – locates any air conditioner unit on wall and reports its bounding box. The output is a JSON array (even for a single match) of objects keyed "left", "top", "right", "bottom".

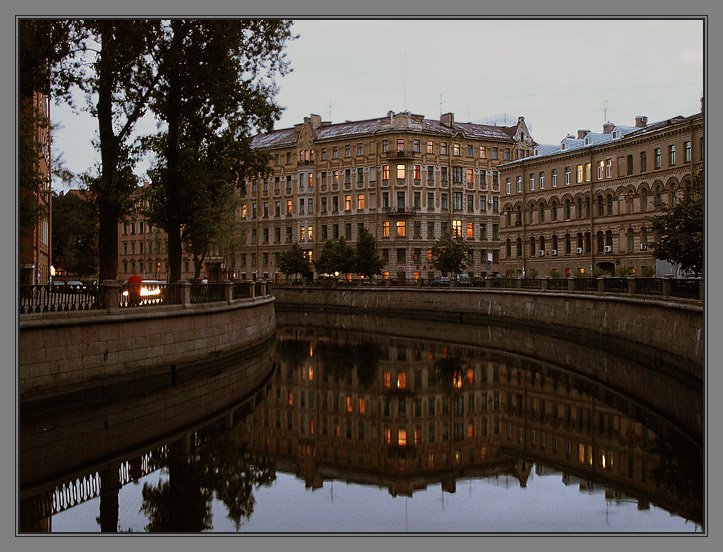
[
  {"left": 539, "top": 250, "right": 545, "bottom": 257},
  {"left": 640, "top": 243, "right": 648, "bottom": 250},
  {"left": 604, "top": 245, "right": 613, "bottom": 253},
  {"left": 551, "top": 250, "right": 557, "bottom": 256},
  {"left": 576, "top": 247, "right": 583, "bottom": 254}
]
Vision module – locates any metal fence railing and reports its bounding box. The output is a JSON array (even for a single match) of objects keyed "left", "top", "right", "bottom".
[
  {"left": 19, "top": 284, "right": 103, "bottom": 314},
  {"left": 190, "top": 283, "right": 225, "bottom": 304},
  {"left": 603, "top": 278, "right": 629, "bottom": 293},
  {"left": 635, "top": 278, "right": 663, "bottom": 295},
  {"left": 670, "top": 278, "right": 701, "bottom": 300}
]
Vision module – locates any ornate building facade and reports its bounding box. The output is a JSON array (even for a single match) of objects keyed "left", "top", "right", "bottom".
[
  {"left": 497, "top": 109, "right": 704, "bottom": 277},
  {"left": 242, "top": 111, "right": 535, "bottom": 281}
]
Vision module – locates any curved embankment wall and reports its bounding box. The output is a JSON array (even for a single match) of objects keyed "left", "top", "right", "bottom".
[
  {"left": 273, "top": 287, "right": 703, "bottom": 380},
  {"left": 19, "top": 296, "right": 276, "bottom": 406}
]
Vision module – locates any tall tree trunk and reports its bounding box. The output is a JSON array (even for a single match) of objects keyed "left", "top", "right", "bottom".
[{"left": 96, "top": 22, "right": 119, "bottom": 282}]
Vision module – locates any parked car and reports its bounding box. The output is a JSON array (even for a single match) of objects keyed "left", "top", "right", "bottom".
[
  {"left": 430, "top": 276, "right": 450, "bottom": 287},
  {"left": 65, "top": 280, "right": 87, "bottom": 293},
  {"left": 51, "top": 280, "right": 66, "bottom": 292},
  {"left": 456, "top": 274, "right": 471, "bottom": 286}
]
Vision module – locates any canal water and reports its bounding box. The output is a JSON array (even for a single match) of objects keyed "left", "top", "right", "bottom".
[{"left": 19, "top": 311, "right": 704, "bottom": 533}]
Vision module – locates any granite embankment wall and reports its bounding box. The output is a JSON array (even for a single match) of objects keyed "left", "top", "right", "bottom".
[
  {"left": 273, "top": 286, "right": 703, "bottom": 378},
  {"left": 19, "top": 296, "right": 276, "bottom": 405}
]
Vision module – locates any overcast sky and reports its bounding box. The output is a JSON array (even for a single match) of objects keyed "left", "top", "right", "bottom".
[{"left": 51, "top": 18, "right": 703, "bottom": 190}]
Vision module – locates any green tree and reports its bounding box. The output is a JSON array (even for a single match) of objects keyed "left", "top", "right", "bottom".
[
  {"left": 648, "top": 169, "right": 704, "bottom": 276},
  {"left": 315, "top": 237, "right": 356, "bottom": 277},
  {"left": 51, "top": 191, "right": 99, "bottom": 276},
  {"left": 354, "top": 228, "right": 384, "bottom": 278},
  {"left": 145, "top": 20, "right": 293, "bottom": 284},
  {"left": 279, "top": 243, "right": 312, "bottom": 279},
  {"left": 431, "top": 234, "right": 468, "bottom": 275}
]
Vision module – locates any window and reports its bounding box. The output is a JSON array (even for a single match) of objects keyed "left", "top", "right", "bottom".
[
  {"left": 641, "top": 188, "right": 648, "bottom": 211},
  {"left": 552, "top": 169, "right": 558, "bottom": 187},
  {"left": 345, "top": 223, "right": 352, "bottom": 239},
  {"left": 655, "top": 148, "right": 662, "bottom": 168},
  {"left": 332, "top": 196, "right": 339, "bottom": 211},
  {"left": 441, "top": 193, "right": 448, "bottom": 209},
  {"left": 669, "top": 144, "right": 676, "bottom": 166},
  {"left": 397, "top": 139, "right": 405, "bottom": 152},
  {"left": 492, "top": 224, "right": 499, "bottom": 239},
  {"left": 413, "top": 139, "right": 421, "bottom": 153},
  {"left": 427, "top": 166, "right": 434, "bottom": 183},
  {"left": 492, "top": 196, "right": 498, "bottom": 212},
  {"left": 466, "top": 222, "right": 474, "bottom": 239},
  {"left": 345, "top": 195, "right": 352, "bottom": 211},
  {"left": 427, "top": 192, "right": 434, "bottom": 209},
  {"left": 480, "top": 223, "right": 487, "bottom": 239},
  {"left": 414, "top": 191, "right": 421, "bottom": 208},
  {"left": 576, "top": 164, "right": 583, "bottom": 183},
  {"left": 333, "top": 146, "right": 338, "bottom": 159},
  {"left": 441, "top": 142, "right": 448, "bottom": 155},
  {"left": 479, "top": 145, "right": 486, "bottom": 158},
  {"left": 441, "top": 167, "right": 448, "bottom": 182},
  {"left": 427, "top": 222, "right": 435, "bottom": 238},
  {"left": 308, "top": 225, "right": 314, "bottom": 241},
  {"left": 492, "top": 147, "right": 498, "bottom": 160},
  {"left": 492, "top": 171, "right": 499, "bottom": 190},
  {"left": 382, "top": 165, "right": 390, "bottom": 180},
  {"left": 345, "top": 144, "right": 351, "bottom": 157},
  {"left": 345, "top": 169, "right": 351, "bottom": 184},
  {"left": 640, "top": 152, "right": 647, "bottom": 172},
  {"left": 452, "top": 220, "right": 462, "bottom": 238},
  {"left": 467, "top": 144, "right": 474, "bottom": 157},
  {"left": 467, "top": 194, "right": 474, "bottom": 212},
  {"left": 627, "top": 155, "right": 633, "bottom": 175},
  {"left": 427, "top": 141, "right": 434, "bottom": 153},
  {"left": 506, "top": 179, "right": 511, "bottom": 195},
  {"left": 382, "top": 192, "right": 389, "bottom": 207},
  {"left": 298, "top": 199, "right": 304, "bottom": 214},
  {"left": 453, "top": 142, "right": 461, "bottom": 156},
  {"left": 396, "top": 221, "right": 406, "bottom": 237},
  {"left": 382, "top": 140, "right": 389, "bottom": 153},
  {"left": 452, "top": 166, "right": 463, "bottom": 183},
  {"left": 397, "top": 164, "right": 406, "bottom": 179},
  {"left": 357, "top": 167, "right": 364, "bottom": 183},
  {"left": 529, "top": 174, "right": 535, "bottom": 191},
  {"left": 333, "top": 170, "right": 340, "bottom": 185},
  {"left": 684, "top": 141, "right": 691, "bottom": 162},
  {"left": 414, "top": 165, "right": 421, "bottom": 180},
  {"left": 357, "top": 194, "right": 365, "bottom": 210},
  {"left": 286, "top": 152, "right": 292, "bottom": 164},
  {"left": 539, "top": 172, "right": 545, "bottom": 189},
  {"left": 308, "top": 173, "right": 314, "bottom": 189},
  {"left": 504, "top": 148, "right": 510, "bottom": 161},
  {"left": 516, "top": 176, "right": 522, "bottom": 193},
  {"left": 467, "top": 168, "right": 473, "bottom": 185},
  {"left": 565, "top": 199, "right": 571, "bottom": 220},
  {"left": 597, "top": 161, "right": 604, "bottom": 180},
  {"left": 300, "top": 226, "right": 306, "bottom": 241},
  {"left": 275, "top": 201, "right": 281, "bottom": 216},
  {"left": 565, "top": 167, "right": 571, "bottom": 185},
  {"left": 383, "top": 221, "right": 390, "bottom": 238}
]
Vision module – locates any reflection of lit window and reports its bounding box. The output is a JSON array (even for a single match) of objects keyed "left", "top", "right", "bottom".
[
  {"left": 467, "top": 368, "right": 474, "bottom": 385},
  {"left": 334, "top": 420, "right": 340, "bottom": 436},
  {"left": 383, "top": 371, "right": 391, "bottom": 388},
  {"left": 455, "top": 450, "right": 461, "bottom": 463},
  {"left": 309, "top": 366, "right": 314, "bottom": 380},
  {"left": 359, "top": 398, "right": 365, "bottom": 414},
  {"left": 579, "top": 443, "right": 586, "bottom": 463},
  {"left": 288, "top": 392, "right": 293, "bottom": 406},
  {"left": 384, "top": 427, "right": 391, "bottom": 444},
  {"left": 415, "top": 427, "right": 422, "bottom": 445},
  {"left": 346, "top": 396, "right": 352, "bottom": 413},
  {"left": 398, "top": 428, "right": 407, "bottom": 446},
  {"left": 397, "top": 372, "right": 407, "bottom": 389},
  {"left": 428, "top": 453, "right": 435, "bottom": 467},
  {"left": 453, "top": 372, "right": 463, "bottom": 389},
  {"left": 310, "top": 418, "right": 314, "bottom": 435},
  {"left": 468, "top": 423, "right": 474, "bottom": 439},
  {"left": 301, "top": 367, "right": 306, "bottom": 380}
]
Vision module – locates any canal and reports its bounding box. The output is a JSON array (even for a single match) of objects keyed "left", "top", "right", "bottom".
[{"left": 19, "top": 310, "right": 704, "bottom": 533}]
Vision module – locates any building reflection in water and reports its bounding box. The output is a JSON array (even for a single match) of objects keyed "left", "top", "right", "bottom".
[{"left": 19, "top": 316, "right": 704, "bottom": 532}]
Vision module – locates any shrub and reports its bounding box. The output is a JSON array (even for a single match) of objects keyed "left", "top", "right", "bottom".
[
  {"left": 528, "top": 268, "right": 539, "bottom": 279},
  {"left": 641, "top": 265, "right": 656, "bottom": 278},
  {"left": 550, "top": 269, "right": 562, "bottom": 279},
  {"left": 505, "top": 268, "right": 516, "bottom": 278}
]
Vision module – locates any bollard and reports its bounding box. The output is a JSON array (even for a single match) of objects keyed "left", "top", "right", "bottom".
[
  {"left": 178, "top": 280, "right": 191, "bottom": 307},
  {"left": 662, "top": 278, "right": 672, "bottom": 298},
  {"left": 223, "top": 280, "right": 233, "bottom": 303},
  {"left": 103, "top": 281, "right": 122, "bottom": 314}
]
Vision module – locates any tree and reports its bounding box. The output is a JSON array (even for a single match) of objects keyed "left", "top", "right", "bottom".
[
  {"left": 648, "top": 169, "right": 704, "bottom": 276},
  {"left": 51, "top": 191, "right": 98, "bottom": 276},
  {"left": 314, "top": 237, "right": 355, "bottom": 277},
  {"left": 431, "top": 234, "right": 469, "bottom": 275},
  {"left": 67, "top": 20, "right": 163, "bottom": 282},
  {"left": 354, "top": 228, "right": 384, "bottom": 278},
  {"left": 278, "top": 243, "right": 312, "bottom": 279},
  {"left": 18, "top": 20, "right": 75, "bottom": 253},
  {"left": 145, "top": 20, "right": 294, "bottom": 284}
]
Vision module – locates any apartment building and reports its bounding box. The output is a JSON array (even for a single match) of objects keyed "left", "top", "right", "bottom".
[
  {"left": 498, "top": 108, "right": 704, "bottom": 277},
  {"left": 242, "top": 110, "right": 536, "bottom": 281}
]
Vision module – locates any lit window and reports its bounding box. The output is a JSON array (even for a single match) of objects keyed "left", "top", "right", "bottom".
[
  {"left": 359, "top": 398, "right": 365, "bottom": 414},
  {"left": 466, "top": 222, "right": 474, "bottom": 239},
  {"left": 383, "top": 165, "right": 390, "bottom": 180},
  {"left": 397, "top": 139, "right": 405, "bottom": 152},
  {"left": 452, "top": 220, "right": 462, "bottom": 238},
  {"left": 427, "top": 141, "right": 433, "bottom": 153},
  {"left": 345, "top": 195, "right": 352, "bottom": 211},
  {"left": 479, "top": 145, "right": 486, "bottom": 158},
  {"left": 397, "top": 164, "right": 406, "bottom": 179},
  {"left": 453, "top": 143, "right": 460, "bottom": 156},
  {"left": 346, "top": 396, "right": 352, "bottom": 413},
  {"left": 398, "top": 428, "right": 407, "bottom": 446},
  {"left": 357, "top": 194, "right": 365, "bottom": 210},
  {"left": 414, "top": 165, "right": 421, "bottom": 180},
  {"left": 383, "top": 221, "right": 390, "bottom": 238},
  {"left": 396, "top": 221, "right": 406, "bottom": 237},
  {"left": 300, "top": 226, "right": 306, "bottom": 241},
  {"left": 576, "top": 164, "right": 583, "bottom": 183},
  {"left": 597, "top": 161, "right": 604, "bottom": 179},
  {"left": 308, "top": 225, "right": 313, "bottom": 241},
  {"left": 585, "top": 163, "right": 591, "bottom": 182},
  {"left": 397, "top": 371, "right": 407, "bottom": 389}
]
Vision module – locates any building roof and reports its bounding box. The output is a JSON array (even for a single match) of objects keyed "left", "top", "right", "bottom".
[{"left": 251, "top": 112, "right": 519, "bottom": 149}]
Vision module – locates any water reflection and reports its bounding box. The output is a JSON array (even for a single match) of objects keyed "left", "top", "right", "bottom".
[{"left": 19, "top": 314, "right": 704, "bottom": 532}]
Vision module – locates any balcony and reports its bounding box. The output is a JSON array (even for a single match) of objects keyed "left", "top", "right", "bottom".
[
  {"left": 298, "top": 160, "right": 315, "bottom": 167},
  {"left": 384, "top": 150, "right": 418, "bottom": 160},
  {"left": 383, "top": 206, "right": 419, "bottom": 216}
]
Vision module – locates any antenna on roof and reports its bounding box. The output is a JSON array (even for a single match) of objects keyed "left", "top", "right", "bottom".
[
  {"left": 403, "top": 43, "right": 407, "bottom": 111},
  {"left": 329, "top": 99, "right": 332, "bottom": 122},
  {"left": 439, "top": 93, "right": 444, "bottom": 116}
]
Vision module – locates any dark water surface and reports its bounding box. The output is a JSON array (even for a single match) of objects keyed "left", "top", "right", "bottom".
[{"left": 19, "top": 311, "right": 704, "bottom": 533}]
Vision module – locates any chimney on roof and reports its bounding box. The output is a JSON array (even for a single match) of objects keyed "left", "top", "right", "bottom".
[
  {"left": 602, "top": 122, "right": 615, "bottom": 134},
  {"left": 577, "top": 129, "right": 590, "bottom": 139},
  {"left": 441, "top": 112, "right": 454, "bottom": 128},
  {"left": 304, "top": 114, "right": 322, "bottom": 129},
  {"left": 635, "top": 116, "right": 648, "bottom": 128},
  {"left": 700, "top": 96, "right": 704, "bottom": 113},
  {"left": 517, "top": 116, "right": 525, "bottom": 124}
]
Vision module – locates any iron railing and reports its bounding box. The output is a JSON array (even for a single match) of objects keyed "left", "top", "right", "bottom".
[{"left": 19, "top": 284, "right": 103, "bottom": 314}]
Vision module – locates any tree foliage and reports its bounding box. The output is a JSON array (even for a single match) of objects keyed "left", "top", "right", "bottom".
[
  {"left": 278, "top": 243, "right": 312, "bottom": 279},
  {"left": 354, "top": 228, "right": 385, "bottom": 278},
  {"left": 51, "top": 191, "right": 98, "bottom": 276},
  {"left": 144, "top": 20, "right": 294, "bottom": 283},
  {"left": 648, "top": 170, "right": 704, "bottom": 276},
  {"left": 431, "top": 234, "right": 469, "bottom": 275},
  {"left": 314, "top": 237, "right": 356, "bottom": 277}
]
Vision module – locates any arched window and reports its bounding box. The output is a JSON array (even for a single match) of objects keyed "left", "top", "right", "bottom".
[
  {"left": 506, "top": 239, "right": 512, "bottom": 257},
  {"left": 627, "top": 228, "right": 634, "bottom": 251},
  {"left": 505, "top": 209, "right": 512, "bottom": 226},
  {"left": 515, "top": 206, "right": 522, "bottom": 225},
  {"left": 671, "top": 183, "right": 678, "bottom": 206},
  {"left": 551, "top": 201, "right": 558, "bottom": 221},
  {"left": 606, "top": 194, "right": 613, "bottom": 216},
  {"left": 655, "top": 185, "right": 663, "bottom": 206},
  {"left": 539, "top": 203, "right": 546, "bottom": 223},
  {"left": 565, "top": 199, "right": 571, "bottom": 220},
  {"left": 597, "top": 196, "right": 604, "bottom": 217},
  {"left": 585, "top": 196, "right": 591, "bottom": 218},
  {"left": 577, "top": 197, "right": 584, "bottom": 219},
  {"left": 597, "top": 231, "right": 604, "bottom": 252},
  {"left": 564, "top": 234, "right": 571, "bottom": 255},
  {"left": 641, "top": 188, "right": 648, "bottom": 211}
]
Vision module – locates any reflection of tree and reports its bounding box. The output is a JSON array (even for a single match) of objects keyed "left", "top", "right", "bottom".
[
  {"left": 650, "top": 431, "right": 704, "bottom": 527},
  {"left": 431, "top": 356, "right": 467, "bottom": 391},
  {"left": 276, "top": 339, "right": 310, "bottom": 370},
  {"left": 316, "top": 340, "right": 383, "bottom": 390},
  {"left": 140, "top": 424, "right": 276, "bottom": 532}
]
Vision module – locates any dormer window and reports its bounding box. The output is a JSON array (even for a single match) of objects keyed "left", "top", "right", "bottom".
[
  {"left": 562, "top": 143, "right": 567, "bottom": 151},
  {"left": 613, "top": 130, "right": 620, "bottom": 139},
  {"left": 584, "top": 136, "right": 590, "bottom": 145}
]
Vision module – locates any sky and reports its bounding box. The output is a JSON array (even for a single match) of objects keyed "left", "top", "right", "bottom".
[{"left": 50, "top": 18, "right": 704, "bottom": 191}]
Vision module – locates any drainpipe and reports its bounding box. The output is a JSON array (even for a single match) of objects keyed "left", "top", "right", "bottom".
[{"left": 589, "top": 152, "right": 595, "bottom": 275}]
